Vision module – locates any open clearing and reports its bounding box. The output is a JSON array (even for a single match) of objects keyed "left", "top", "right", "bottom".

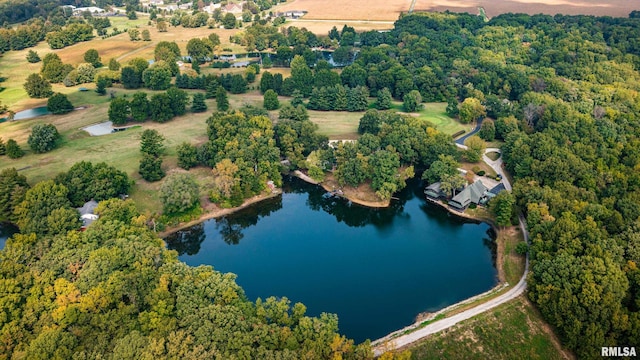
[
  {"left": 406, "top": 296, "right": 571, "bottom": 360},
  {"left": 277, "top": 0, "right": 636, "bottom": 20}
]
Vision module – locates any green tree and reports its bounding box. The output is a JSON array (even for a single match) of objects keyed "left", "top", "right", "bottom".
[
  {"left": 347, "top": 86, "right": 369, "bottom": 112},
  {"left": 376, "top": 87, "right": 392, "bottom": 110},
  {"left": 403, "top": 90, "right": 422, "bottom": 112},
  {"left": 84, "top": 49, "right": 102, "bottom": 68},
  {"left": 495, "top": 115, "right": 519, "bottom": 140},
  {"left": 479, "top": 119, "right": 496, "bottom": 141},
  {"left": 490, "top": 192, "right": 515, "bottom": 227},
  {"left": 28, "top": 123, "right": 60, "bottom": 153},
  {"left": 24, "top": 73, "right": 53, "bottom": 98},
  {"left": 279, "top": 104, "right": 309, "bottom": 122},
  {"left": 121, "top": 66, "right": 143, "bottom": 89},
  {"left": 222, "top": 13, "right": 236, "bottom": 29},
  {"left": 139, "top": 153, "right": 165, "bottom": 182},
  {"left": 142, "top": 29, "right": 151, "bottom": 41},
  {"left": 229, "top": 74, "right": 247, "bottom": 94},
  {"left": 6, "top": 139, "right": 24, "bottom": 159},
  {"left": 167, "top": 87, "right": 189, "bottom": 116},
  {"left": 422, "top": 154, "right": 460, "bottom": 184},
  {"left": 128, "top": 28, "right": 140, "bottom": 41},
  {"left": 464, "top": 135, "right": 485, "bottom": 163},
  {"left": 77, "top": 63, "right": 96, "bottom": 83},
  {"left": 26, "top": 50, "right": 40, "bottom": 63},
  {"left": 446, "top": 97, "right": 459, "bottom": 117},
  {"left": 95, "top": 77, "right": 108, "bottom": 95},
  {"left": 108, "top": 58, "right": 121, "bottom": 71},
  {"left": 177, "top": 142, "right": 198, "bottom": 169},
  {"left": 186, "top": 38, "right": 213, "bottom": 63},
  {"left": 140, "top": 129, "right": 165, "bottom": 157},
  {"left": 216, "top": 86, "right": 229, "bottom": 111},
  {"left": 0, "top": 168, "right": 29, "bottom": 222},
  {"left": 142, "top": 61, "right": 172, "bottom": 90},
  {"left": 14, "top": 180, "right": 74, "bottom": 236},
  {"left": 0, "top": 138, "right": 5, "bottom": 156},
  {"left": 458, "top": 97, "right": 486, "bottom": 124},
  {"left": 358, "top": 109, "right": 382, "bottom": 135},
  {"left": 160, "top": 173, "right": 200, "bottom": 214},
  {"left": 439, "top": 173, "right": 467, "bottom": 198},
  {"left": 290, "top": 55, "right": 314, "bottom": 96},
  {"left": 130, "top": 92, "right": 149, "bottom": 121},
  {"left": 260, "top": 71, "right": 274, "bottom": 94},
  {"left": 108, "top": 97, "right": 130, "bottom": 125},
  {"left": 47, "top": 93, "right": 74, "bottom": 115},
  {"left": 263, "top": 89, "right": 279, "bottom": 110},
  {"left": 55, "top": 161, "right": 131, "bottom": 206},
  {"left": 191, "top": 93, "right": 207, "bottom": 113},
  {"left": 149, "top": 93, "right": 173, "bottom": 122},
  {"left": 41, "top": 53, "right": 72, "bottom": 83}
]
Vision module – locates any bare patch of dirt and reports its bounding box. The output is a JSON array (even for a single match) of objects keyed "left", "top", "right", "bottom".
[{"left": 320, "top": 173, "right": 390, "bottom": 208}]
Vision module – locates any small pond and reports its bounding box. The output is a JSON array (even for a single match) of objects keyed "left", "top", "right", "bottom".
[
  {"left": 13, "top": 106, "right": 51, "bottom": 120},
  {"left": 165, "top": 176, "right": 498, "bottom": 343}
]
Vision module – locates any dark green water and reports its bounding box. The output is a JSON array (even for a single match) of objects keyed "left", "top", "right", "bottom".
[
  {"left": 165, "top": 176, "right": 497, "bottom": 343},
  {"left": 0, "top": 223, "right": 18, "bottom": 249}
]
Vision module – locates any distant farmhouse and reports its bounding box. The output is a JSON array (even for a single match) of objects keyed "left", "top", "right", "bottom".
[
  {"left": 63, "top": 5, "right": 108, "bottom": 16},
  {"left": 203, "top": 2, "right": 221, "bottom": 14},
  {"left": 274, "top": 10, "right": 307, "bottom": 19},
  {"left": 222, "top": 2, "right": 244, "bottom": 14}
]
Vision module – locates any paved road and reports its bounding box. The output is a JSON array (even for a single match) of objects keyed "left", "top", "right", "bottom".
[
  {"left": 454, "top": 118, "right": 483, "bottom": 145},
  {"left": 483, "top": 148, "right": 511, "bottom": 191},
  {"left": 372, "top": 147, "right": 527, "bottom": 356}
]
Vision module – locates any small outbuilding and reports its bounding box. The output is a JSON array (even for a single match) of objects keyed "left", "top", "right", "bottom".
[{"left": 77, "top": 200, "right": 99, "bottom": 229}]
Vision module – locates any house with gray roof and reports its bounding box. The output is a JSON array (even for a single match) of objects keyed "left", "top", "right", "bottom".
[
  {"left": 424, "top": 182, "right": 446, "bottom": 200},
  {"left": 448, "top": 180, "right": 489, "bottom": 211},
  {"left": 77, "top": 200, "right": 99, "bottom": 229}
]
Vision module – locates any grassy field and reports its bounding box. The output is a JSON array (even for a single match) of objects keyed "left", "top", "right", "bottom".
[
  {"left": 276, "top": 0, "right": 633, "bottom": 20},
  {"left": 407, "top": 296, "right": 571, "bottom": 360},
  {"left": 0, "top": 17, "right": 242, "bottom": 112},
  {"left": 0, "top": 90, "right": 213, "bottom": 213},
  {"left": 308, "top": 110, "right": 362, "bottom": 139},
  {"left": 390, "top": 101, "right": 468, "bottom": 136},
  {"left": 284, "top": 20, "right": 394, "bottom": 34}
]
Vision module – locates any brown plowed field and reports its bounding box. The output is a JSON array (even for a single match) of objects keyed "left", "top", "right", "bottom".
[{"left": 277, "top": 0, "right": 637, "bottom": 21}]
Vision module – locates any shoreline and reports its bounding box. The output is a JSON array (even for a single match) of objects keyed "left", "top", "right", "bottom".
[
  {"left": 158, "top": 189, "right": 283, "bottom": 238},
  {"left": 292, "top": 170, "right": 391, "bottom": 208}
]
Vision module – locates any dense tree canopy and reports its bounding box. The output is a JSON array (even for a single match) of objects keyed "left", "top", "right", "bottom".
[{"left": 54, "top": 161, "right": 131, "bottom": 207}]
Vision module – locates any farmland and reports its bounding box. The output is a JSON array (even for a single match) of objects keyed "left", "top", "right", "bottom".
[{"left": 277, "top": 0, "right": 637, "bottom": 20}]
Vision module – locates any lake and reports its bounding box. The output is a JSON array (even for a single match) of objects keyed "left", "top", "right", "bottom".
[{"left": 164, "top": 176, "right": 498, "bottom": 343}]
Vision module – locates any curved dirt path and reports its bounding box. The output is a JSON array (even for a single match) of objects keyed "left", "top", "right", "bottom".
[{"left": 372, "top": 147, "right": 528, "bottom": 356}]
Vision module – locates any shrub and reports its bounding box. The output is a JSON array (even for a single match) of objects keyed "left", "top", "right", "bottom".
[
  {"left": 6, "top": 139, "right": 24, "bottom": 158},
  {"left": 477, "top": 170, "right": 486, "bottom": 176}
]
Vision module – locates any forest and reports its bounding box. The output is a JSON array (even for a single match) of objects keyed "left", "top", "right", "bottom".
[{"left": 2, "top": 7, "right": 640, "bottom": 359}]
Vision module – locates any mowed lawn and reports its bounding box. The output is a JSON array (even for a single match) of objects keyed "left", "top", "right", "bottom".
[{"left": 407, "top": 296, "right": 570, "bottom": 360}]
